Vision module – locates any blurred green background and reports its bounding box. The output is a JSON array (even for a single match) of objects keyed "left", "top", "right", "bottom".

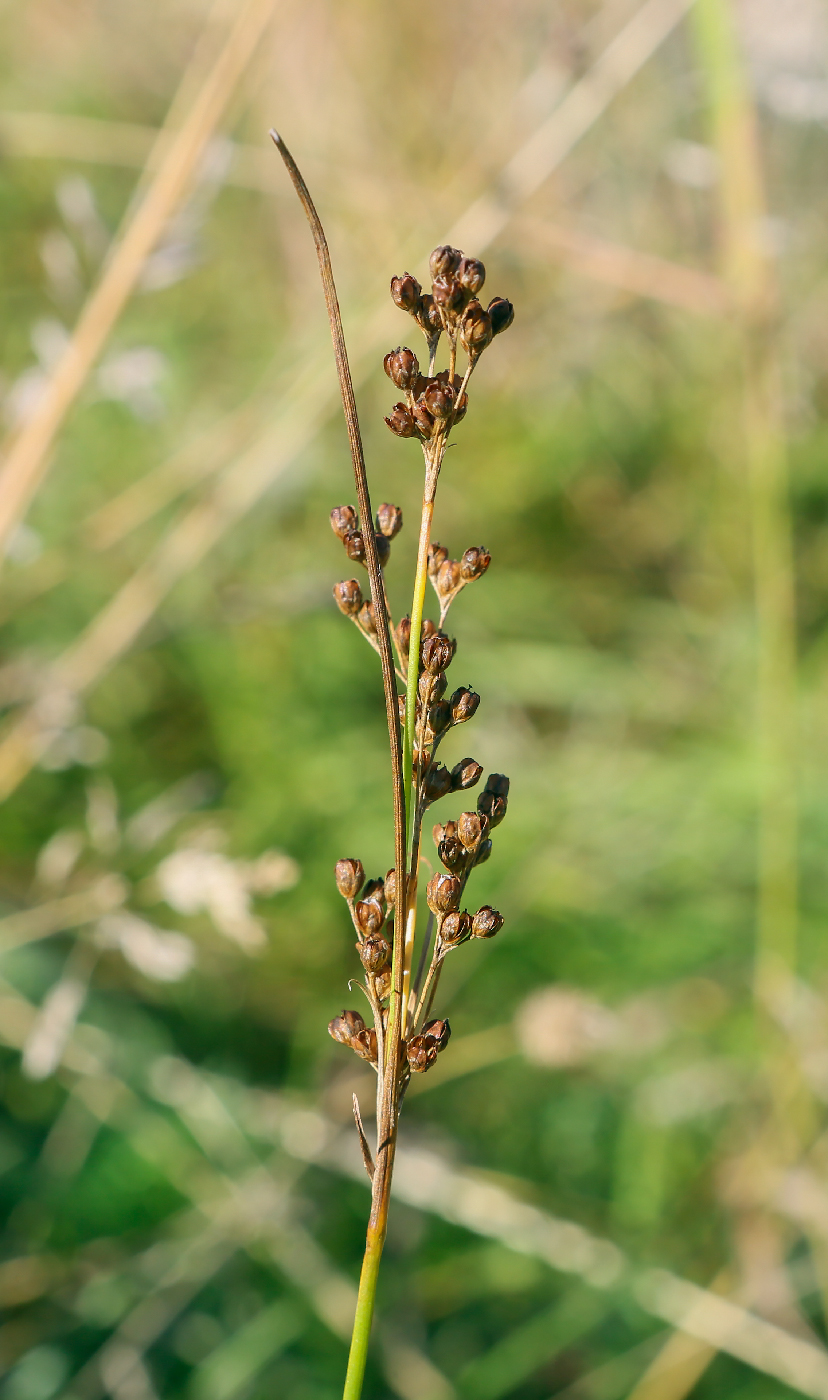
[{"left": 2, "top": 0, "right": 828, "bottom": 1397}]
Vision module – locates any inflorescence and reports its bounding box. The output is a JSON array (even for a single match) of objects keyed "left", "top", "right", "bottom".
[{"left": 327, "top": 242, "right": 514, "bottom": 1091}]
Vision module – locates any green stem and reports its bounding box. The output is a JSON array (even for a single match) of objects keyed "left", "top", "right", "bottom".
[
  {"left": 342, "top": 1225, "right": 384, "bottom": 1400},
  {"left": 403, "top": 486, "right": 435, "bottom": 847}
]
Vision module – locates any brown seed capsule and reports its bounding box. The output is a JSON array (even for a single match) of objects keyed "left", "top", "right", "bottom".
[
  {"left": 428, "top": 542, "right": 449, "bottom": 577},
  {"left": 457, "top": 257, "right": 486, "bottom": 295},
  {"left": 423, "top": 764, "right": 453, "bottom": 803},
  {"left": 459, "top": 300, "right": 493, "bottom": 359},
  {"left": 359, "top": 934, "right": 390, "bottom": 973},
  {"left": 352, "top": 1027, "right": 379, "bottom": 1064},
  {"left": 486, "top": 773, "right": 510, "bottom": 797},
  {"left": 358, "top": 600, "right": 377, "bottom": 637},
  {"left": 356, "top": 898, "right": 384, "bottom": 936},
  {"left": 430, "top": 245, "right": 462, "bottom": 280},
  {"left": 472, "top": 906, "right": 504, "bottom": 939},
  {"left": 383, "top": 347, "right": 420, "bottom": 391},
  {"left": 427, "top": 872, "right": 462, "bottom": 915},
  {"left": 453, "top": 391, "right": 469, "bottom": 424},
  {"left": 397, "top": 694, "right": 406, "bottom": 724},
  {"left": 437, "top": 559, "right": 462, "bottom": 595},
  {"left": 344, "top": 530, "right": 365, "bottom": 564},
  {"left": 477, "top": 790, "right": 506, "bottom": 827},
  {"left": 328, "top": 1008, "right": 365, "bottom": 1044},
  {"left": 412, "top": 400, "right": 436, "bottom": 439},
  {"left": 419, "top": 670, "right": 447, "bottom": 703},
  {"left": 397, "top": 616, "right": 411, "bottom": 659},
  {"left": 422, "top": 634, "right": 454, "bottom": 675},
  {"left": 362, "top": 877, "right": 386, "bottom": 908},
  {"left": 488, "top": 296, "right": 515, "bottom": 336},
  {"left": 374, "top": 532, "right": 391, "bottom": 569},
  {"left": 406, "top": 1034, "right": 438, "bottom": 1074},
  {"left": 450, "top": 687, "right": 480, "bottom": 724},
  {"left": 440, "top": 910, "right": 472, "bottom": 946},
  {"left": 374, "top": 967, "right": 392, "bottom": 1000},
  {"left": 376, "top": 502, "right": 403, "bottom": 539},
  {"left": 474, "top": 838, "right": 493, "bottom": 865},
  {"left": 431, "top": 276, "right": 466, "bottom": 315},
  {"left": 421, "top": 618, "right": 437, "bottom": 641},
  {"left": 333, "top": 579, "right": 363, "bottom": 616},
  {"left": 330, "top": 504, "right": 358, "bottom": 539},
  {"left": 335, "top": 859, "right": 364, "bottom": 900},
  {"left": 452, "top": 757, "right": 483, "bottom": 791},
  {"left": 422, "top": 1017, "right": 452, "bottom": 1050},
  {"left": 424, "top": 379, "right": 455, "bottom": 421},
  {"left": 418, "top": 292, "right": 443, "bottom": 336},
  {"left": 385, "top": 402, "right": 416, "bottom": 438},
  {"left": 384, "top": 868, "right": 396, "bottom": 907},
  {"left": 438, "top": 836, "right": 466, "bottom": 873},
  {"left": 460, "top": 546, "right": 491, "bottom": 581},
  {"left": 391, "top": 272, "right": 421, "bottom": 312},
  {"left": 458, "top": 810, "right": 488, "bottom": 848},
  {"left": 428, "top": 700, "right": 452, "bottom": 736}
]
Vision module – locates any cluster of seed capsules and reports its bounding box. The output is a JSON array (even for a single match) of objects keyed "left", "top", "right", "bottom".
[
  {"left": 327, "top": 243, "right": 511, "bottom": 1081},
  {"left": 384, "top": 243, "right": 514, "bottom": 444}
]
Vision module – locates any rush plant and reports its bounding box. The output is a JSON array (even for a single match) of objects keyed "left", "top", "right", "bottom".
[{"left": 273, "top": 132, "right": 514, "bottom": 1399}]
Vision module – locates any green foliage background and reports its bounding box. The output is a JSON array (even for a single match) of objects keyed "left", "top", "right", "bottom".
[{"left": 1, "top": 1, "right": 827, "bottom": 1397}]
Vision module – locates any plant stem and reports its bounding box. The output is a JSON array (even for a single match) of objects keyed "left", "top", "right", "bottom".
[{"left": 342, "top": 1224, "right": 384, "bottom": 1400}]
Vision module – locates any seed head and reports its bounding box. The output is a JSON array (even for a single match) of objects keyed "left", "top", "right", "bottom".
[
  {"left": 450, "top": 687, "right": 480, "bottom": 724},
  {"left": 428, "top": 542, "right": 449, "bottom": 578},
  {"left": 459, "top": 300, "right": 492, "bottom": 359},
  {"left": 440, "top": 910, "right": 472, "bottom": 946},
  {"left": 383, "top": 346, "right": 420, "bottom": 391},
  {"left": 432, "top": 819, "right": 456, "bottom": 846},
  {"left": 391, "top": 272, "right": 421, "bottom": 312},
  {"left": 437, "top": 558, "right": 462, "bottom": 595},
  {"left": 376, "top": 502, "right": 403, "bottom": 539},
  {"left": 358, "top": 600, "right": 378, "bottom": 637},
  {"left": 397, "top": 616, "right": 411, "bottom": 659},
  {"left": 460, "top": 546, "right": 491, "bottom": 580},
  {"left": 407, "top": 1034, "right": 438, "bottom": 1074},
  {"left": 471, "top": 906, "right": 504, "bottom": 939},
  {"left": 352, "top": 1027, "right": 379, "bottom": 1064},
  {"left": 385, "top": 402, "right": 416, "bottom": 438},
  {"left": 486, "top": 773, "right": 510, "bottom": 797},
  {"left": 333, "top": 579, "right": 362, "bottom": 616},
  {"left": 438, "top": 836, "right": 466, "bottom": 873},
  {"left": 355, "top": 899, "right": 384, "bottom": 936},
  {"left": 428, "top": 700, "right": 452, "bottom": 736},
  {"left": 451, "top": 757, "right": 483, "bottom": 791},
  {"left": 422, "top": 634, "right": 454, "bottom": 675},
  {"left": 457, "top": 256, "right": 486, "bottom": 295},
  {"left": 488, "top": 296, "right": 515, "bottom": 336},
  {"left": 330, "top": 504, "right": 358, "bottom": 539},
  {"left": 328, "top": 1008, "right": 365, "bottom": 1044},
  {"left": 417, "top": 292, "right": 443, "bottom": 337},
  {"left": 384, "top": 867, "right": 396, "bottom": 907},
  {"left": 431, "top": 276, "right": 466, "bottom": 316},
  {"left": 478, "top": 773, "right": 509, "bottom": 826},
  {"left": 427, "top": 872, "right": 462, "bottom": 915},
  {"left": 335, "top": 859, "right": 364, "bottom": 900},
  {"left": 374, "top": 532, "right": 391, "bottom": 568},
  {"left": 429, "top": 245, "right": 462, "bottom": 280},
  {"left": 423, "top": 1017, "right": 451, "bottom": 1049},
  {"left": 423, "top": 764, "right": 453, "bottom": 802},
  {"left": 359, "top": 934, "right": 390, "bottom": 973},
  {"left": 412, "top": 399, "right": 436, "bottom": 439},
  {"left": 374, "top": 968, "right": 392, "bottom": 1000},
  {"left": 419, "top": 670, "right": 447, "bottom": 702},
  {"left": 474, "top": 838, "right": 493, "bottom": 865},
  {"left": 424, "top": 379, "right": 455, "bottom": 421},
  {"left": 344, "top": 530, "right": 365, "bottom": 564},
  {"left": 458, "top": 810, "right": 488, "bottom": 848}
]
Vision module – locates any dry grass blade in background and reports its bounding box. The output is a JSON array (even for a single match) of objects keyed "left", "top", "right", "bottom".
[{"left": 0, "top": 0, "right": 277, "bottom": 559}]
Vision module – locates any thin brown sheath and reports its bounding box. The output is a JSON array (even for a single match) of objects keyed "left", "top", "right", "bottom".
[{"left": 270, "top": 131, "right": 406, "bottom": 1234}]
